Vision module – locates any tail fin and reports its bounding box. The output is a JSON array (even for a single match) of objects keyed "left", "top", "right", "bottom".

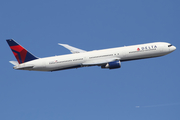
[{"left": 6, "top": 39, "right": 38, "bottom": 64}]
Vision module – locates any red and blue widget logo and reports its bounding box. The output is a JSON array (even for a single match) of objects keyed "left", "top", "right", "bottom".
[{"left": 10, "top": 45, "right": 28, "bottom": 64}]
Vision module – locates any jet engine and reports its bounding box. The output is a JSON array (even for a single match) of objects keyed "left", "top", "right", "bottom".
[{"left": 101, "top": 60, "right": 121, "bottom": 69}]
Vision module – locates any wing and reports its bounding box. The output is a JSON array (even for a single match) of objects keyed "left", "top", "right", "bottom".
[
  {"left": 82, "top": 57, "right": 120, "bottom": 66},
  {"left": 58, "top": 43, "right": 87, "bottom": 54}
]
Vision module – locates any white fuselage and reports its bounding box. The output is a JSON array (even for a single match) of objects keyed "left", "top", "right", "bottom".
[{"left": 14, "top": 42, "right": 176, "bottom": 71}]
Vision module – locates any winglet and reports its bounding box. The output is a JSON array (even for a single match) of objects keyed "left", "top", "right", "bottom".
[{"left": 58, "top": 43, "right": 87, "bottom": 54}]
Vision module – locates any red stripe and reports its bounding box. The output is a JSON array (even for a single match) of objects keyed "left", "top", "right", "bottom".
[
  {"left": 13, "top": 52, "right": 20, "bottom": 64},
  {"left": 20, "top": 49, "right": 27, "bottom": 63},
  {"left": 10, "top": 45, "right": 25, "bottom": 52}
]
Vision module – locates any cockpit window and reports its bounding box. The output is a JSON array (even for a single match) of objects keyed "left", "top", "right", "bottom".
[{"left": 168, "top": 44, "right": 173, "bottom": 47}]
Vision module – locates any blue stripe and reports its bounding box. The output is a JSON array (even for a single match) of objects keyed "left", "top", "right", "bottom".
[
  {"left": 24, "top": 52, "right": 38, "bottom": 62},
  {"left": 6, "top": 39, "right": 19, "bottom": 46}
]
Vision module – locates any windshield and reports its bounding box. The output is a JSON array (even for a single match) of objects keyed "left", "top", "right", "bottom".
[{"left": 168, "top": 44, "right": 173, "bottom": 47}]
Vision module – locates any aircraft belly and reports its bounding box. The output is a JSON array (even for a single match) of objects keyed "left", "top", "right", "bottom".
[{"left": 46, "top": 61, "right": 81, "bottom": 71}]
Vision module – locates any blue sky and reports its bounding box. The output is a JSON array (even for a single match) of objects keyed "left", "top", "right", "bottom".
[{"left": 1, "top": 0, "right": 180, "bottom": 120}]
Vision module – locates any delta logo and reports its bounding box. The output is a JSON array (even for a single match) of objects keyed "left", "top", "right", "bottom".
[{"left": 137, "top": 45, "right": 157, "bottom": 51}]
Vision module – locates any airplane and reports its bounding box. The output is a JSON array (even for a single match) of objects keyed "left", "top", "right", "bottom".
[{"left": 6, "top": 39, "right": 176, "bottom": 72}]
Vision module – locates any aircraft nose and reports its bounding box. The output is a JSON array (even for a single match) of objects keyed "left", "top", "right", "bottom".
[
  {"left": 173, "top": 46, "right": 176, "bottom": 50},
  {"left": 171, "top": 46, "right": 176, "bottom": 51}
]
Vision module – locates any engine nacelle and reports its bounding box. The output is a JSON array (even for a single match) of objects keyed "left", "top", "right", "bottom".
[{"left": 101, "top": 60, "right": 121, "bottom": 69}]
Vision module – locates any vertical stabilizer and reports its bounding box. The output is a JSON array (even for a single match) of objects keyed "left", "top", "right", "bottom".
[{"left": 6, "top": 39, "right": 38, "bottom": 64}]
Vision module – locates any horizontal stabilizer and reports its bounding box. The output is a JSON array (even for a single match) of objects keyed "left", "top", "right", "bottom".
[
  {"left": 9, "top": 61, "right": 19, "bottom": 66},
  {"left": 58, "top": 43, "right": 87, "bottom": 54}
]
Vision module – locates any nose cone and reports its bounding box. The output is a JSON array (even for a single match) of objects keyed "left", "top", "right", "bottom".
[
  {"left": 171, "top": 46, "right": 176, "bottom": 52},
  {"left": 172, "top": 46, "right": 176, "bottom": 51}
]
